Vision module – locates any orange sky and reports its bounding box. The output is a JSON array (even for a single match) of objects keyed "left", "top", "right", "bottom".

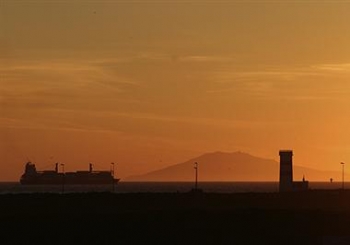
[{"left": 1, "top": 1, "right": 350, "bottom": 181}]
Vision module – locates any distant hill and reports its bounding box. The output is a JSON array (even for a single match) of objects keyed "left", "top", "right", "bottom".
[{"left": 126, "top": 151, "right": 343, "bottom": 182}]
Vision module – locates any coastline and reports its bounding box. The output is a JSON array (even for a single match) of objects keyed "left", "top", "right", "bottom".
[{"left": 1, "top": 191, "right": 350, "bottom": 244}]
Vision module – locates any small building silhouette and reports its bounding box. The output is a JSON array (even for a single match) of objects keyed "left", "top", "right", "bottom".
[{"left": 279, "top": 150, "right": 308, "bottom": 192}]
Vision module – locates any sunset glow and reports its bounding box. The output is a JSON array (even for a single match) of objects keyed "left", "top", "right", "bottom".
[{"left": 2, "top": 1, "right": 350, "bottom": 180}]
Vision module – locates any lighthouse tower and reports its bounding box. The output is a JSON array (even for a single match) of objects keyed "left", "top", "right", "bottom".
[{"left": 279, "top": 150, "right": 293, "bottom": 192}]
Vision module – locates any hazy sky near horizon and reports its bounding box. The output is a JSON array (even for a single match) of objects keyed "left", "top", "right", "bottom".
[{"left": 1, "top": 0, "right": 350, "bottom": 180}]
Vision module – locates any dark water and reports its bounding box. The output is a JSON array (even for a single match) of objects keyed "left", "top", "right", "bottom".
[{"left": 0, "top": 181, "right": 344, "bottom": 194}]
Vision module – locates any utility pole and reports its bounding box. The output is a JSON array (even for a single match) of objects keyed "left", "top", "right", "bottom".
[
  {"left": 194, "top": 162, "right": 198, "bottom": 190},
  {"left": 341, "top": 162, "right": 345, "bottom": 190},
  {"left": 111, "top": 162, "right": 115, "bottom": 193},
  {"left": 61, "top": 163, "right": 65, "bottom": 194}
]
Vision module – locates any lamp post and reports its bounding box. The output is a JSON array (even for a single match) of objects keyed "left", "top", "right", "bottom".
[
  {"left": 341, "top": 162, "right": 345, "bottom": 190},
  {"left": 60, "top": 163, "right": 65, "bottom": 194},
  {"left": 111, "top": 162, "right": 115, "bottom": 192},
  {"left": 194, "top": 162, "right": 198, "bottom": 190}
]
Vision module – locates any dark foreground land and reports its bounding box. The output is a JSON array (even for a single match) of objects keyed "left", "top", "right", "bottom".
[{"left": 2, "top": 191, "right": 350, "bottom": 245}]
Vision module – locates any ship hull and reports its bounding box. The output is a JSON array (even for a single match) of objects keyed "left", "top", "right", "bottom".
[{"left": 20, "top": 176, "right": 120, "bottom": 185}]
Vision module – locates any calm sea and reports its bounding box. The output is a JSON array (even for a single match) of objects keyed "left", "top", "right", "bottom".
[{"left": 0, "top": 181, "right": 344, "bottom": 194}]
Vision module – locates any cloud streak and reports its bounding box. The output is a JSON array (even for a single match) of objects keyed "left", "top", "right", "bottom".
[
  {"left": 312, "top": 63, "right": 350, "bottom": 72},
  {"left": 0, "top": 58, "right": 143, "bottom": 113},
  {"left": 207, "top": 63, "right": 350, "bottom": 101}
]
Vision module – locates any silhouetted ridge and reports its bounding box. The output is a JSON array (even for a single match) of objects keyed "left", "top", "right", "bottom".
[{"left": 126, "top": 151, "right": 345, "bottom": 182}]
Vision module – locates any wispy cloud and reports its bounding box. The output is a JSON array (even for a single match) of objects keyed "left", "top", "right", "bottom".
[
  {"left": 177, "top": 55, "right": 233, "bottom": 63},
  {"left": 0, "top": 115, "right": 128, "bottom": 136},
  {"left": 0, "top": 59, "right": 138, "bottom": 87},
  {"left": 312, "top": 63, "right": 350, "bottom": 72},
  {"left": 207, "top": 63, "right": 350, "bottom": 100},
  {"left": 0, "top": 59, "right": 142, "bottom": 112},
  {"left": 90, "top": 52, "right": 234, "bottom": 65},
  {"left": 0, "top": 106, "right": 286, "bottom": 137}
]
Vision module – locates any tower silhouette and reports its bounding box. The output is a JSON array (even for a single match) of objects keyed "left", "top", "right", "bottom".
[{"left": 279, "top": 150, "right": 293, "bottom": 192}]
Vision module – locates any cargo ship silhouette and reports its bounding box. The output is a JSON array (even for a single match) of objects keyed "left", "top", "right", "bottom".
[{"left": 20, "top": 162, "right": 120, "bottom": 185}]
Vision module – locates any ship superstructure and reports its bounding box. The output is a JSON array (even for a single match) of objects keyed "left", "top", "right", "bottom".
[{"left": 20, "top": 162, "right": 120, "bottom": 185}]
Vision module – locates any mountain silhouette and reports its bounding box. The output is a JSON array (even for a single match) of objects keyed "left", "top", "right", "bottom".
[{"left": 126, "top": 151, "right": 343, "bottom": 181}]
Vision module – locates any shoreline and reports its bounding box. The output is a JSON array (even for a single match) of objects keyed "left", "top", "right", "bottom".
[{"left": 1, "top": 191, "right": 350, "bottom": 244}]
